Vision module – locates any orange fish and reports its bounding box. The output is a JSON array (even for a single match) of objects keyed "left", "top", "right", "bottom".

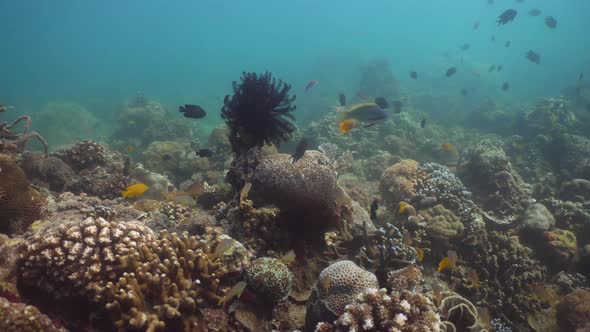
[
  {"left": 437, "top": 250, "right": 458, "bottom": 272},
  {"left": 339, "top": 119, "right": 359, "bottom": 134},
  {"left": 441, "top": 143, "right": 456, "bottom": 152},
  {"left": 416, "top": 248, "right": 425, "bottom": 262}
]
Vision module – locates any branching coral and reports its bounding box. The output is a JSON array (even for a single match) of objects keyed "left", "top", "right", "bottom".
[
  {"left": 0, "top": 115, "right": 48, "bottom": 155},
  {"left": 316, "top": 288, "right": 442, "bottom": 332},
  {"left": 0, "top": 153, "right": 45, "bottom": 235},
  {"left": 221, "top": 71, "right": 297, "bottom": 154}
]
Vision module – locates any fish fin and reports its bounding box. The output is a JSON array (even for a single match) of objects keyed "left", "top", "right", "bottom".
[{"left": 363, "top": 123, "right": 376, "bottom": 128}]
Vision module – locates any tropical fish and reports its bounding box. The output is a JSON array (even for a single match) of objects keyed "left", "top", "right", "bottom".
[
  {"left": 545, "top": 16, "right": 557, "bottom": 29},
  {"left": 468, "top": 269, "right": 480, "bottom": 289},
  {"left": 437, "top": 250, "right": 458, "bottom": 272},
  {"left": 473, "top": 21, "right": 480, "bottom": 30},
  {"left": 420, "top": 119, "right": 426, "bottom": 128},
  {"left": 528, "top": 9, "right": 542, "bottom": 17},
  {"left": 122, "top": 183, "right": 149, "bottom": 198},
  {"left": 305, "top": 80, "right": 318, "bottom": 92},
  {"left": 504, "top": 40, "right": 511, "bottom": 48},
  {"left": 338, "top": 93, "right": 346, "bottom": 106},
  {"left": 291, "top": 137, "right": 308, "bottom": 163},
  {"left": 497, "top": 65, "right": 503, "bottom": 72},
  {"left": 526, "top": 50, "right": 540, "bottom": 64},
  {"left": 446, "top": 67, "right": 457, "bottom": 77},
  {"left": 410, "top": 71, "right": 418, "bottom": 79},
  {"left": 392, "top": 100, "right": 403, "bottom": 114},
  {"left": 335, "top": 102, "right": 388, "bottom": 133},
  {"left": 125, "top": 145, "right": 135, "bottom": 152},
  {"left": 497, "top": 9, "right": 517, "bottom": 26},
  {"left": 374, "top": 97, "right": 389, "bottom": 109},
  {"left": 441, "top": 143, "right": 456, "bottom": 152},
  {"left": 240, "top": 182, "right": 252, "bottom": 205},
  {"left": 179, "top": 104, "right": 207, "bottom": 119},
  {"left": 461, "top": 43, "right": 471, "bottom": 51},
  {"left": 218, "top": 281, "right": 247, "bottom": 307},
  {"left": 488, "top": 64, "right": 497, "bottom": 72},
  {"left": 163, "top": 182, "right": 204, "bottom": 201},
  {"left": 501, "top": 82, "right": 510, "bottom": 91},
  {"left": 416, "top": 248, "right": 425, "bottom": 262},
  {"left": 370, "top": 199, "right": 379, "bottom": 222},
  {"left": 210, "top": 238, "right": 235, "bottom": 260},
  {"left": 195, "top": 148, "right": 214, "bottom": 158}
]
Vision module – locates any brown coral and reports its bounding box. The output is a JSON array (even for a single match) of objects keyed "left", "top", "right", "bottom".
[
  {"left": 379, "top": 159, "right": 426, "bottom": 208},
  {"left": 0, "top": 296, "right": 64, "bottom": 332},
  {"left": 245, "top": 257, "right": 293, "bottom": 302},
  {"left": 556, "top": 289, "right": 590, "bottom": 332},
  {"left": 419, "top": 204, "right": 464, "bottom": 250},
  {"left": 0, "top": 153, "right": 45, "bottom": 234}
]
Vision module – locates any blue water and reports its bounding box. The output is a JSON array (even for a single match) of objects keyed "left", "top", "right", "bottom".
[{"left": 1, "top": 0, "right": 589, "bottom": 145}]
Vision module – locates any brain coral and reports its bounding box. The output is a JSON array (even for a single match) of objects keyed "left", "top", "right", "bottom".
[
  {"left": 0, "top": 296, "right": 64, "bottom": 332},
  {"left": 419, "top": 204, "right": 464, "bottom": 248},
  {"left": 379, "top": 159, "right": 425, "bottom": 208},
  {"left": 245, "top": 257, "right": 293, "bottom": 302},
  {"left": 0, "top": 153, "right": 45, "bottom": 235},
  {"left": 18, "top": 217, "right": 155, "bottom": 300},
  {"left": 305, "top": 260, "right": 378, "bottom": 331},
  {"left": 316, "top": 288, "right": 442, "bottom": 332}
]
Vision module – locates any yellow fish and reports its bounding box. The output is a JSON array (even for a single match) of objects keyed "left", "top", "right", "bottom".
[
  {"left": 339, "top": 119, "right": 359, "bottom": 134},
  {"left": 416, "top": 248, "right": 425, "bottom": 262},
  {"left": 122, "top": 183, "right": 149, "bottom": 198},
  {"left": 218, "top": 281, "right": 247, "bottom": 307},
  {"left": 437, "top": 257, "right": 451, "bottom": 272}
]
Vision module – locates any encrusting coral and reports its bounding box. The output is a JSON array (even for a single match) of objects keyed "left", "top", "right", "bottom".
[
  {"left": 315, "top": 288, "right": 442, "bottom": 332},
  {"left": 0, "top": 296, "right": 65, "bottom": 332},
  {"left": 0, "top": 153, "right": 45, "bottom": 235}
]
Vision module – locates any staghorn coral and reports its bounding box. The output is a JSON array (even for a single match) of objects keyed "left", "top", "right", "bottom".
[
  {"left": 53, "top": 140, "right": 129, "bottom": 199},
  {"left": 245, "top": 257, "right": 293, "bottom": 302},
  {"left": 556, "top": 288, "right": 590, "bottom": 332},
  {"left": 221, "top": 71, "right": 297, "bottom": 154},
  {"left": 0, "top": 296, "right": 65, "bottom": 332},
  {"left": 18, "top": 217, "right": 155, "bottom": 302},
  {"left": 0, "top": 153, "right": 45, "bottom": 235},
  {"left": 100, "top": 230, "right": 228, "bottom": 332},
  {"left": 305, "top": 260, "right": 378, "bottom": 331},
  {"left": 0, "top": 115, "right": 48, "bottom": 156},
  {"left": 418, "top": 204, "right": 464, "bottom": 251},
  {"left": 379, "top": 159, "right": 424, "bottom": 207},
  {"left": 316, "top": 288, "right": 442, "bottom": 332}
]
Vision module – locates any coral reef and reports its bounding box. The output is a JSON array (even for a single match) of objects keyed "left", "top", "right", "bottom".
[
  {"left": 141, "top": 140, "right": 196, "bottom": 183},
  {"left": 21, "top": 152, "right": 76, "bottom": 192},
  {"left": 305, "top": 260, "right": 378, "bottom": 331},
  {"left": 556, "top": 289, "right": 590, "bottom": 332},
  {"left": 521, "top": 203, "right": 555, "bottom": 232},
  {"left": 379, "top": 159, "right": 424, "bottom": 207},
  {"left": 0, "top": 115, "right": 48, "bottom": 156},
  {"left": 386, "top": 265, "right": 424, "bottom": 292},
  {"left": 417, "top": 204, "right": 464, "bottom": 250},
  {"left": 0, "top": 296, "right": 65, "bottom": 332},
  {"left": 548, "top": 133, "right": 590, "bottom": 180},
  {"left": 221, "top": 71, "right": 297, "bottom": 154},
  {"left": 129, "top": 163, "right": 175, "bottom": 200},
  {"left": 542, "top": 228, "right": 578, "bottom": 270},
  {"left": 315, "top": 288, "right": 441, "bottom": 332},
  {"left": 245, "top": 257, "right": 293, "bottom": 302},
  {"left": 0, "top": 153, "right": 45, "bottom": 234},
  {"left": 438, "top": 292, "right": 479, "bottom": 332}
]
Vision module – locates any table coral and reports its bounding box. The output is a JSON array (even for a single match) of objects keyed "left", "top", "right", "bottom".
[
  {"left": 316, "top": 288, "right": 442, "bottom": 332},
  {"left": 245, "top": 257, "right": 293, "bottom": 302},
  {"left": 0, "top": 153, "right": 45, "bottom": 235},
  {"left": 0, "top": 296, "right": 65, "bottom": 332}
]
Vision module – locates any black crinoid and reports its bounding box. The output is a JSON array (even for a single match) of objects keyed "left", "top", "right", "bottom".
[{"left": 221, "top": 71, "right": 297, "bottom": 155}]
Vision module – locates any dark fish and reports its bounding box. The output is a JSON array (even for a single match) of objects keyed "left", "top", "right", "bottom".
[
  {"left": 461, "top": 43, "right": 471, "bottom": 51},
  {"left": 515, "top": 0, "right": 524, "bottom": 3},
  {"left": 473, "top": 21, "right": 480, "bottom": 30},
  {"left": 497, "top": 9, "right": 518, "bottom": 26},
  {"left": 488, "top": 64, "right": 497, "bottom": 72},
  {"left": 420, "top": 119, "right": 426, "bottom": 128},
  {"left": 488, "top": 0, "right": 494, "bottom": 4},
  {"left": 291, "top": 137, "right": 308, "bottom": 164},
  {"left": 526, "top": 50, "right": 540, "bottom": 64},
  {"left": 162, "top": 154, "right": 172, "bottom": 161},
  {"left": 179, "top": 104, "right": 206, "bottom": 119},
  {"left": 370, "top": 199, "right": 379, "bottom": 222},
  {"left": 586, "top": 104, "right": 590, "bottom": 112},
  {"left": 528, "top": 9, "right": 542, "bottom": 17},
  {"left": 545, "top": 16, "right": 557, "bottom": 29},
  {"left": 491, "top": 35, "right": 496, "bottom": 42},
  {"left": 195, "top": 148, "right": 214, "bottom": 158},
  {"left": 410, "top": 71, "right": 418, "bottom": 79},
  {"left": 392, "top": 100, "right": 403, "bottom": 114},
  {"left": 0, "top": 105, "right": 6, "bottom": 113},
  {"left": 501, "top": 82, "right": 510, "bottom": 91},
  {"left": 497, "top": 65, "right": 503, "bottom": 72},
  {"left": 305, "top": 80, "right": 318, "bottom": 92},
  {"left": 579, "top": 72, "right": 584, "bottom": 81},
  {"left": 460, "top": 88, "right": 468, "bottom": 96},
  {"left": 338, "top": 93, "right": 346, "bottom": 106},
  {"left": 504, "top": 40, "right": 511, "bottom": 47},
  {"left": 446, "top": 67, "right": 457, "bottom": 77},
  {"left": 374, "top": 97, "right": 389, "bottom": 109}
]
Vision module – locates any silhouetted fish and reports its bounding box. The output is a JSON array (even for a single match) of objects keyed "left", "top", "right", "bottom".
[
  {"left": 526, "top": 50, "right": 540, "bottom": 64},
  {"left": 392, "top": 101, "right": 403, "bottom": 114},
  {"left": 461, "top": 43, "right": 471, "bottom": 51},
  {"left": 545, "top": 16, "right": 557, "bottom": 28},
  {"left": 460, "top": 89, "right": 468, "bottom": 96},
  {"left": 374, "top": 97, "right": 389, "bottom": 109},
  {"left": 497, "top": 9, "right": 517, "bottom": 26},
  {"left": 501, "top": 82, "right": 510, "bottom": 91},
  {"left": 420, "top": 119, "right": 426, "bottom": 128},
  {"left": 179, "top": 104, "right": 206, "bottom": 119},
  {"left": 410, "top": 71, "right": 418, "bottom": 79},
  {"left": 305, "top": 80, "right": 318, "bottom": 92},
  {"left": 579, "top": 72, "right": 584, "bottom": 81},
  {"left": 497, "top": 65, "right": 503, "bottom": 72},
  {"left": 370, "top": 199, "right": 379, "bottom": 222},
  {"left": 488, "top": 64, "right": 497, "bottom": 72},
  {"left": 504, "top": 40, "right": 511, "bottom": 48},
  {"left": 491, "top": 35, "right": 496, "bottom": 42},
  {"left": 488, "top": 0, "right": 494, "bottom": 4},
  {"left": 291, "top": 137, "right": 308, "bottom": 164},
  {"left": 528, "top": 9, "right": 542, "bottom": 17},
  {"left": 446, "top": 67, "right": 457, "bottom": 77},
  {"left": 473, "top": 21, "right": 480, "bottom": 30},
  {"left": 338, "top": 93, "right": 346, "bottom": 106},
  {"left": 195, "top": 148, "right": 214, "bottom": 158}
]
